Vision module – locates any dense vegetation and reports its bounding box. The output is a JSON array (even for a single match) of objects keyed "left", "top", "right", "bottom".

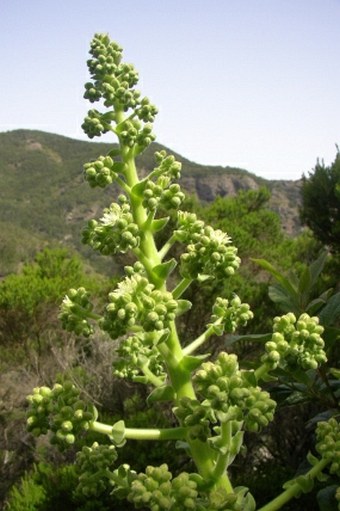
[
  {"left": 300, "top": 147, "right": 340, "bottom": 253},
  {"left": 0, "top": 129, "right": 301, "bottom": 276}
]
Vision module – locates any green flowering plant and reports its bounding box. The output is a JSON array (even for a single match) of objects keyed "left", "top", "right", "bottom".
[{"left": 27, "top": 34, "right": 340, "bottom": 510}]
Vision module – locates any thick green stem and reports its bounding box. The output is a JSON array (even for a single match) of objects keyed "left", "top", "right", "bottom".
[
  {"left": 114, "top": 108, "right": 234, "bottom": 493},
  {"left": 183, "top": 320, "right": 221, "bottom": 356},
  {"left": 158, "top": 234, "right": 177, "bottom": 261},
  {"left": 257, "top": 457, "right": 329, "bottom": 511},
  {"left": 212, "top": 422, "right": 232, "bottom": 480},
  {"left": 255, "top": 362, "right": 273, "bottom": 382},
  {"left": 172, "top": 277, "right": 193, "bottom": 299}
]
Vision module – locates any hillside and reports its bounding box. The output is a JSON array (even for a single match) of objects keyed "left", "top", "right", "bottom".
[{"left": 0, "top": 129, "right": 302, "bottom": 275}]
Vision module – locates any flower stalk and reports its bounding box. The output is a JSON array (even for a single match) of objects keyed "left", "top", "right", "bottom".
[{"left": 26, "top": 33, "right": 339, "bottom": 511}]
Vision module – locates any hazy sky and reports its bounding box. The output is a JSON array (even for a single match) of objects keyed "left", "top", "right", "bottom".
[{"left": 2, "top": 0, "right": 340, "bottom": 180}]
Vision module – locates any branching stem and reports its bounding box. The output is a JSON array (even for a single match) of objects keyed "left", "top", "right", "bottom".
[
  {"left": 257, "top": 457, "right": 329, "bottom": 511},
  {"left": 183, "top": 320, "right": 221, "bottom": 356}
]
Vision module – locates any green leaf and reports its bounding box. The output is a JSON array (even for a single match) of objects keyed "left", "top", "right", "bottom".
[
  {"left": 152, "top": 259, "right": 177, "bottom": 280},
  {"left": 176, "top": 299, "right": 192, "bottom": 316},
  {"left": 319, "top": 291, "right": 340, "bottom": 327},
  {"left": 151, "top": 217, "right": 170, "bottom": 232},
  {"left": 309, "top": 251, "right": 328, "bottom": 287},
  {"left": 147, "top": 385, "right": 175, "bottom": 404},
  {"left": 108, "top": 148, "right": 121, "bottom": 157},
  {"left": 155, "top": 329, "right": 171, "bottom": 345},
  {"left": 230, "top": 431, "right": 244, "bottom": 457},
  {"left": 108, "top": 161, "right": 123, "bottom": 172},
  {"left": 212, "top": 323, "right": 224, "bottom": 336},
  {"left": 253, "top": 258, "right": 299, "bottom": 303},
  {"left": 226, "top": 332, "right": 272, "bottom": 344},
  {"left": 306, "top": 297, "right": 327, "bottom": 316},
  {"left": 295, "top": 474, "right": 314, "bottom": 493},
  {"left": 322, "top": 326, "right": 340, "bottom": 348},
  {"left": 307, "top": 451, "right": 321, "bottom": 467},
  {"left": 298, "top": 265, "right": 312, "bottom": 297},
  {"left": 197, "top": 274, "right": 211, "bottom": 282},
  {"left": 131, "top": 179, "right": 148, "bottom": 199},
  {"left": 181, "top": 354, "right": 209, "bottom": 372},
  {"left": 242, "top": 370, "right": 257, "bottom": 387},
  {"left": 268, "top": 284, "right": 296, "bottom": 312},
  {"left": 330, "top": 368, "right": 340, "bottom": 379},
  {"left": 111, "top": 420, "right": 126, "bottom": 444}
]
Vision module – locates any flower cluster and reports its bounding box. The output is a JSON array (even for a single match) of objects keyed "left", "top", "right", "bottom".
[
  {"left": 82, "top": 196, "right": 140, "bottom": 255},
  {"left": 143, "top": 177, "right": 185, "bottom": 212},
  {"left": 116, "top": 118, "right": 155, "bottom": 150},
  {"left": 194, "top": 353, "right": 276, "bottom": 432},
  {"left": 26, "top": 382, "right": 95, "bottom": 447},
  {"left": 316, "top": 418, "right": 340, "bottom": 477},
  {"left": 262, "top": 312, "right": 327, "bottom": 371},
  {"left": 173, "top": 398, "right": 213, "bottom": 442},
  {"left": 175, "top": 211, "right": 205, "bottom": 244},
  {"left": 82, "top": 33, "right": 157, "bottom": 150},
  {"left": 74, "top": 442, "right": 118, "bottom": 498},
  {"left": 113, "top": 333, "right": 165, "bottom": 383},
  {"left": 116, "top": 463, "right": 255, "bottom": 511},
  {"left": 83, "top": 154, "right": 121, "bottom": 188},
  {"left": 126, "top": 464, "right": 202, "bottom": 511},
  {"left": 82, "top": 108, "right": 112, "bottom": 138},
  {"left": 152, "top": 150, "right": 182, "bottom": 181},
  {"left": 179, "top": 224, "right": 240, "bottom": 280},
  {"left": 209, "top": 295, "right": 254, "bottom": 335},
  {"left": 102, "top": 273, "right": 178, "bottom": 339},
  {"left": 59, "top": 287, "right": 94, "bottom": 337}
]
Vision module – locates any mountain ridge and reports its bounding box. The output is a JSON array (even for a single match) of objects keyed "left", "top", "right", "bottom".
[{"left": 0, "top": 129, "right": 302, "bottom": 274}]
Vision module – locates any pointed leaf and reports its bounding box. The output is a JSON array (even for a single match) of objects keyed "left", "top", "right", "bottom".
[
  {"left": 242, "top": 370, "right": 257, "bottom": 387},
  {"left": 147, "top": 385, "right": 175, "bottom": 404},
  {"left": 176, "top": 299, "right": 192, "bottom": 316},
  {"left": 268, "top": 285, "right": 296, "bottom": 312},
  {"left": 226, "top": 332, "right": 272, "bottom": 344},
  {"left": 319, "top": 292, "right": 340, "bottom": 326},
  {"left": 309, "top": 251, "right": 328, "bottom": 287},
  {"left": 151, "top": 217, "right": 170, "bottom": 233},
  {"left": 112, "top": 162, "right": 125, "bottom": 174},
  {"left": 111, "top": 420, "right": 126, "bottom": 444},
  {"left": 307, "top": 451, "right": 321, "bottom": 467},
  {"left": 306, "top": 297, "right": 327, "bottom": 316},
  {"left": 295, "top": 474, "right": 314, "bottom": 493},
  {"left": 212, "top": 323, "right": 224, "bottom": 336},
  {"left": 322, "top": 326, "right": 340, "bottom": 348},
  {"left": 155, "top": 329, "right": 170, "bottom": 345},
  {"left": 330, "top": 368, "right": 340, "bottom": 379},
  {"left": 298, "top": 265, "right": 312, "bottom": 297},
  {"left": 175, "top": 440, "right": 190, "bottom": 450},
  {"left": 153, "top": 259, "right": 177, "bottom": 280},
  {"left": 253, "top": 258, "right": 298, "bottom": 299},
  {"left": 197, "top": 274, "right": 211, "bottom": 282},
  {"left": 181, "top": 354, "right": 209, "bottom": 372},
  {"left": 108, "top": 148, "right": 121, "bottom": 158},
  {"left": 131, "top": 179, "right": 148, "bottom": 199}
]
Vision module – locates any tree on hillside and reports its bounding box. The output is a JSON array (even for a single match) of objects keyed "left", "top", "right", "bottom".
[
  {"left": 300, "top": 148, "right": 340, "bottom": 252},
  {"left": 0, "top": 247, "right": 100, "bottom": 352}
]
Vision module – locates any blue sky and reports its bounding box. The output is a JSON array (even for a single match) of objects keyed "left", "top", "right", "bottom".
[{"left": 1, "top": 0, "right": 340, "bottom": 180}]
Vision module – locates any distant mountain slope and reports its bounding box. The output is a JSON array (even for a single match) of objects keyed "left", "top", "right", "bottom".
[{"left": 0, "top": 129, "right": 302, "bottom": 274}]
